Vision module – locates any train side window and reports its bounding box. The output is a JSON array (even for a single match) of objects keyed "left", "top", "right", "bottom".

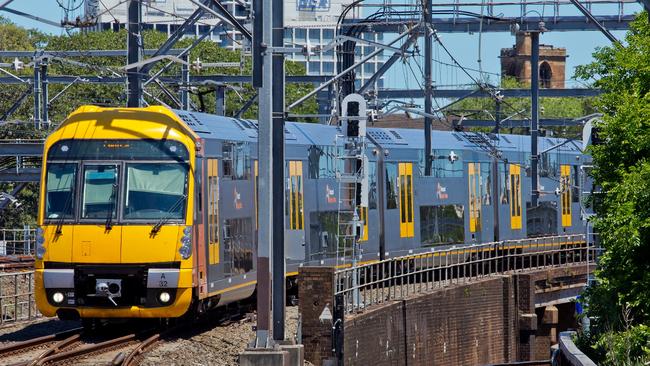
[
  {"left": 509, "top": 164, "right": 522, "bottom": 230},
  {"left": 572, "top": 165, "right": 580, "bottom": 203},
  {"left": 468, "top": 163, "right": 482, "bottom": 233},
  {"left": 420, "top": 205, "right": 464, "bottom": 246},
  {"left": 499, "top": 162, "right": 510, "bottom": 204},
  {"left": 561, "top": 165, "right": 572, "bottom": 227},
  {"left": 481, "top": 163, "right": 492, "bottom": 205},
  {"left": 368, "top": 161, "right": 377, "bottom": 209},
  {"left": 385, "top": 163, "right": 398, "bottom": 209},
  {"left": 207, "top": 159, "right": 219, "bottom": 265},
  {"left": 222, "top": 143, "right": 250, "bottom": 180},
  {"left": 254, "top": 160, "right": 258, "bottom": 229},
  {"left": 398, "top": 162, "right": 414, "bottom": 238},
  {"left": 307, "top": 145, "right": 340, "bottom": 179},
  {"left": 288, "top": 161, "right": 304, "bottom": 230}
]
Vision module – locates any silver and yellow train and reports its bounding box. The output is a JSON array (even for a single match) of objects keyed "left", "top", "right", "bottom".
[{"left": 35, "top": 105, "right": 589, "bottom": 320}]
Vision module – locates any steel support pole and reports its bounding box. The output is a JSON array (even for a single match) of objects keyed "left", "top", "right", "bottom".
[
  {"left": 492, "top": 159, "right": 500, "bottom": 242},
  {"left": 40, "top": 60, "right": 48, "bottom": 126},
  {"left": 424, "top": 0, "right": 433, "bottom": 176},
  {"left": 271, "top": 0, "right": 286, "bottom": 338},
  {"left": 181, "top": 54, "right": 190, "bottom": 111},
  {"left": 255, "top": 0, "right": 273, "bottom": 348},
  {"left": 494, "top": 99, "right": 501, "bottom": 134},
  {"left": 530, "top": 32, "right": 540, "bottom": 207},
  {"left": 126, "top": 0, "right": 142, "bottom": 108},
  {"left": 32, "top": 59, "right": 40, "bottom": 129},
  {"left": 215, "top": 86, "right": 225, "bottom": 115}
]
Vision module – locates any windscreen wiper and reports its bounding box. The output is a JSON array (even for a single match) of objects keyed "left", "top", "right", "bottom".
[
  {"left": 150, "top": 194, "right": 187, "bottom": 235},
  {"left": 55, "top": 191, "right": 74, "bottom": 235},
  {"left": 105, "top": 183, "right": 117, "bottom": 230}
]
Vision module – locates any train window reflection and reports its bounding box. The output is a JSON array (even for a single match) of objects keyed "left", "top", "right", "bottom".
[
  {"left": 123, "top": 163, "right": 188, "bottom": 220},
  {"left": 81, "top": 164, "right": 119, "bottom": 219},
  {"left": 420, "top": 205, "right": 465, "bottom": 246},
  {"left": 45, "top": 163, "right": 77, "bottom": 219},
  {"left": 385, "top": 163, "right": 398, "bottom": 209}
]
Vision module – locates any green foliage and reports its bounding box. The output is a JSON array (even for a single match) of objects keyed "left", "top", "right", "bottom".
[
  {"left": 575, "top": 323, "right": 650, "bottom": 365},
  {"left": 450, "top": 76, "right": 595, "bottom": 138},
  {"left": 573, "top": 11, "right": 650, "bottom": 364}
]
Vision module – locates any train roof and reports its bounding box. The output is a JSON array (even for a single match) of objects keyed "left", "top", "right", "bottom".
[{"left": 172, "top": 109, "right": 583, "bottom": 155}]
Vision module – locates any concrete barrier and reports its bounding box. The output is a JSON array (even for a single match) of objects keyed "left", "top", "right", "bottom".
[{"left": 558, "top": 331, "right": 596, "bottom": 366}]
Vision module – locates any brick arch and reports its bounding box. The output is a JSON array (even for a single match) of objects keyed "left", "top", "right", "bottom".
[{"left": 539, "top": 61, "right": 552, "bottom": 88}]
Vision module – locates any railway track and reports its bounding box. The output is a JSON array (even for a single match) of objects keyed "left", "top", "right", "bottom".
[{"left": 0, "top": 325, "right": 167, "bottom": 366}]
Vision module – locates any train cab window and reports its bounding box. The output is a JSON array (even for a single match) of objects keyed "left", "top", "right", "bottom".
[
  {"left": 45, "top": 163, "right": 77, "bottom": 219},
  {"left": 222, "top": 143, "right": 250, "bottom": 180},
  {"left": 288, "top": 161, "right": 304, "bottom": 230},
  {"left": 509, "top": 164, "right": 522, "bottom": 230},
  {"left": 123, "top": 163, "right": 189, "bottom": 220},
  {"left": 81, "top": 164, "right": 119, "bottom": 220},
  {"left": 398, "top": 162, "right": 415, "bottom": 238},
  {"left": 468, "top": 163, "right": 482, "bottom": 233},
  {"left": 208, "top": 159, "right": 219, "bottom": 265},
  {"left": 385, "top": 163, "right": 398, "bottom": 209},
  {"left": 561, "top": 165, "right": 572, "bottom": 227}
]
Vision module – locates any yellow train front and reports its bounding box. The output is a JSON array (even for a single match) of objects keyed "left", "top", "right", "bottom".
[{"left": 35, "top": 106, "right": 198, "bottom": 320}]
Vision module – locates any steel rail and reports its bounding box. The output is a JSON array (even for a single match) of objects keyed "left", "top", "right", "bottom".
[{"left": 0, "top": 328, "right": 82, "bottom": 357}]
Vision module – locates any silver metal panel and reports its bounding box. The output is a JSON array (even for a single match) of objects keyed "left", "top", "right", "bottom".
[
  {"left": 43, "top": 269, "right": 74, "bottom": 288},
  {"left": 146, "top": 269, "right": 180, "bottom": 288}
]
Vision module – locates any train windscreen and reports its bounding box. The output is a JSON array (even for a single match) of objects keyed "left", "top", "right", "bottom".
[{"left": 44, "top": 139, "right": 190, "bottom": 223}]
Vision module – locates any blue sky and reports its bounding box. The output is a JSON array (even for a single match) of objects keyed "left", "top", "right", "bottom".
[{"left": 1, "top": 0, "right": 641, "bottom": 89}]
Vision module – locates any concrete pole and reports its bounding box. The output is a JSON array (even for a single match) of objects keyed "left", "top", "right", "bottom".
[
  {"left": 424, "top": 0, "right": 433, "bottom": 176},
  {"left": 271, "top": 0, "right": 286, "bottom": 341},
  {"left": 530, "top": 32, "right": 540, "bottom": 207},
  {"left": 255, "top": 0, "right": 274, "bottom": 347},
  {"left": 126, "top": 0, "right": 142, "bottom": 108}
]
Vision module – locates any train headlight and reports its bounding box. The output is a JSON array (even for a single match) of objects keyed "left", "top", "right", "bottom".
[
  {"left": 36, "top": 227, "right": 46, "bottom": 260},
  {"left": 179, "top": 226, "right": 192, "bottom": 259},
  {"left": 52, "top": 292, "right": 64, "bottom": 304},
  {"left": 159, "top": 291, "right": 171, "bottom": 304}
]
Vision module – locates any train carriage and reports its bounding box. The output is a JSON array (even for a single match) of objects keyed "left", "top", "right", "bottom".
[{"left": 35, "top": 105, "right": 588, "bottom": 320}]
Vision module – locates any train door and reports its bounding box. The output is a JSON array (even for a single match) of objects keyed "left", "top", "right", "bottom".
[
  {"left": 560, "top": 164, "right": 572, "bottom": 228},
  {"left": 467, "top": 162, "right": 482, "bottom": 240},
  {"left": 398, "top": 162, "right": 415, "bottom": 238},
  {"left": 509, "top": 164, "right": 522, "bottom": 230},
  {"left": 206, "top": 158, "right": 220, "bottom": 278},
  {"left": 286, "top": 160, "right": 305, "bottom": 260}
]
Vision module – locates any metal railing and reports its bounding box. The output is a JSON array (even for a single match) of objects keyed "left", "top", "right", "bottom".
[
  {"left": 335, "top": 234, "right": 591, "bottom": 314},
  {"left": 0, "top": 270, "right": 40, "bottom": 325},
  {"left": 0, "top": 227, "right": 36, "bottom": 256}
]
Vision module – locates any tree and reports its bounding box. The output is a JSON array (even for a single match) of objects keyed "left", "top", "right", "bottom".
[
  {"left": 573, "top": 12, "right": 650, "bottom": 364},
  {"left": 450, "top": 77, "right": 596, "bottom": 138}
]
